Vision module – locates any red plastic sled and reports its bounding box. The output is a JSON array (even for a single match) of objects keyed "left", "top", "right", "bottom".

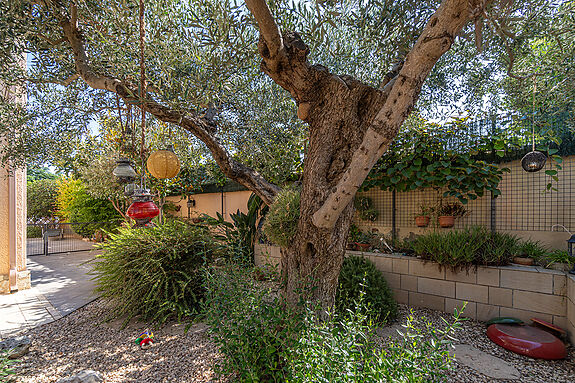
[{"left": 487, "top": 324, "right": 566, "bottom": 360}]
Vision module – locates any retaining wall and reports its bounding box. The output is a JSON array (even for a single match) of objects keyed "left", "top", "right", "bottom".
[{"left": 255, "top": 244, "right": 575, "bottom": 344}]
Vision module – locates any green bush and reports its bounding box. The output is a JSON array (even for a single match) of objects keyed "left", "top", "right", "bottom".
[
  {"left": 92, "top": 221, "right": 219, "bottom": 325},
  {"left": 336, "top": 256, "right": 397, "bottom": 324},
  {"left": 287, "top": 301, "right": 462, "bottom": 383},
  {"left": 203, "top": 264, "right": 303, "bottom": 382},
  {"left": 263, "top": 189, "right": 300, "bottom": 247},
  {"left": 516, "top": 240, "right": 548, "bottom": 260},
  {"left": 0, "top": 350, "right": 17, "bottom": 382},
  {"left": 27, "top": 178, "right": 59, "bottom": 222},
  {"left": 413, "top": 227, "right": 518, "bottom": 268},
  {"left": 56, "top": 178, "right": 121, "bottom": 237},
  {"left": 26, "top": 226, "right": 43, "bottom": 238}
]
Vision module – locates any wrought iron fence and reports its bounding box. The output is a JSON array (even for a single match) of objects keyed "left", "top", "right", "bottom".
[{"left": 26, "top": 221, "right": 117, "bottom": 256}]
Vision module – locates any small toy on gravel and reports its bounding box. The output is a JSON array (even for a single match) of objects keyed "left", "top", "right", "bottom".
[{"left": 135, "top": 330, "right": 155, "bottom": 349}]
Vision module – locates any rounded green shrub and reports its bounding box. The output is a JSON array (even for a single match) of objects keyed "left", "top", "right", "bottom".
[
  {"left": 262, "top": 188, "right": 300, "bottom": 247},
  {"left": 336, "top": 255, "right": 398, "bottom": 324},
  {"left": 92, "top": 220, "right": 220, "bottom": 325}
]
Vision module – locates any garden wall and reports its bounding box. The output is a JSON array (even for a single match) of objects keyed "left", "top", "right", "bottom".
[
  {"left": 166, "top": 190, "right": 252, "bottom": 222},
  {"left": 255, "top": 243, "right": 575, "bottom": 344}
]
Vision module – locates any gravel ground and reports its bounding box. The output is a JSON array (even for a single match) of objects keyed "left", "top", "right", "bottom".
[{"left": 12, "top": 301, "right": 575, "bottom": 382}]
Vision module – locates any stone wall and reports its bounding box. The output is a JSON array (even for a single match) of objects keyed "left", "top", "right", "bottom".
[
  {"left": 568, "top": 275, "right": 575, "bottom": 344},
  {"left": 255, "top": 244, "right": 575, "bottom": 344}
]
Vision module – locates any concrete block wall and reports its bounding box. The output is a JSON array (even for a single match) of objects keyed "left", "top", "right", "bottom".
[
  {"left": 255, "top": 244, "right": 575, "bottom": 342},
  {"left": 568, "top": 275, "right": 575, "bottom": 344}
]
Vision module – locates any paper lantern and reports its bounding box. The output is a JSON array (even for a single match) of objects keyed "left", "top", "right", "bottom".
[{"left": 146, "top": 146, "right": 180, "bottom": 179}]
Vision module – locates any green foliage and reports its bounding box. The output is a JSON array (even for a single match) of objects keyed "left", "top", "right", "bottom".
[
  {"left": 413, "top": 227, "right": 519, "bottom": 268},
  {"left": 56, "top": 178, "right": 121, "bottom": 237},
  {"left": 263, "top": 189, "right": 300, "bottom": 248},
  {"left": 436, "top": 202, "right": 467, "bottom": 217},
  {"left": 92, "top": 221, "right": 218, "bottom": 325},
  {"left": 516, "top": 239, "right": 548, "bottom": 259},
  {"left": 362, "top": 117, "right": 509, "bottom": 204},
  {"left": 354, "top": 196, "right": 379, "bottom": 222},
  {"left": 0, "top": 350, "right": 17, "bottom": 382},
  {"left": 203, "top": 264, "right": 303, "bottom": 382},
  {"left": 27, "top": 166, "right": 58, "bottom": 182},
  {"left": 204, "top": 193, "right": 267, "bottom": 264},
  {"left": 336, "top": 256, "right": 397, "bottom": 324},
  {"left": 287, "top": 302, "right": 462, "bottom": 383},
  {"left": 27, "top": 178, "right": 59, "bottom": 222},
  {"left": 540, "top": 249, "right": 575, "bottom": 268}
]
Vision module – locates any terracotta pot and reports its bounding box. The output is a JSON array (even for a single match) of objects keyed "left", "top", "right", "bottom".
[
  {"left": 438, "top": 216, "right": 455, "bottom": 228},
  {"left": 355, "top": 243, "right": 371, "bottom": 251},
  {"left": 512, "top": 256, "right": 534, "bottom": 266},
  {"left": 415, "top": 216, "right": 430, "bottom": 227}
]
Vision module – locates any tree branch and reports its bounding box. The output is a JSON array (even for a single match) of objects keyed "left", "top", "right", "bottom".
[
  {"left": 57, "top": 4, "right": 280, "bottom": 205},
  {"left": 312, "top": 0, "right": 472, "bottom": 229},
  {"left": 245, "top": 0, "right": 284, "bottom": 70}
]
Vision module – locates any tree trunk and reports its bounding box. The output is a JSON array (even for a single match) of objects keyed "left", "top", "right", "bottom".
[{"left": 279, "top": 74, "right": 385, "bottom": 309}]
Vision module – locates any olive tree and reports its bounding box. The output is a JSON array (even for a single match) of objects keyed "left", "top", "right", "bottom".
[{"left": 0, "top": 0, "right": 558, "bottom": 309}]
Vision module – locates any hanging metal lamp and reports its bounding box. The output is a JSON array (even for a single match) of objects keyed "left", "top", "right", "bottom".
[
  {"left": 113, "top": 158, "right": 138, "bottom": 183},
  {"left": 521, "top": 76, "right": 546, "bottom": 173},
  {"left": 127, "top": 188, "right": 159, "bottom": 226},
  {"left": 146, "top": 145, "right": 180, "bottom": 179}
]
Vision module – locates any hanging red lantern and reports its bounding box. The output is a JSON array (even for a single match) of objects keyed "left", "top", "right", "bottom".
[{"left": 127, "top": 189, "right": 159, "bottom": 226}]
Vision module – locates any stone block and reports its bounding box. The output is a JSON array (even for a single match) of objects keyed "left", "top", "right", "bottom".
[
  {"left": 488, "top": 287, "right": 512, "bottom": 307},
  {"left": 392, "top": 258, "right": 409, "bottom": 274},
  {"left": 0, "top": 279, "right": 9, "bottom": 295},
  {"left": 409, "top": 259, "right": 444, "bottom": 279},
  {"left": 446, "top": 268, "right": 477, "bottom": 284},
  {"left": 393, "top": 289, "right": 408, "bottom": 305},
  {"left": 568, "top": 276, "right": 575, "bottom": 303},
  {"left": 418, "top": 277, "right": 455, "bottom": 298},
  {"left": 513, "top": 290, "right": 566, "bottom": 316},
  {"left": 372, "top": 256, "right": 393, "bottom": 273},
  {"left": 401, "top": 275, "right": 417, "bottom": 292},
  {"left": 499, "top": 307, "right": 552, "bottom": 324},
  {"left": 552, "top": 315, "right": 568, "bottom": 331},
  {"left": 382, "top": 272, "right": 400, "bottom": 290},
  {"left": 445, "top": 298, "right": 476, "bottom": 319},
  {"left": 409, "top": 292, "right": 445, "bottom": 311},
  {"left": 477, "top": 267, "right": 499, "bottom": 286},
  {"left": 568, "top": 300, "right": 575, "bottom": 329},
  {"left": 500, "top": 269, "right": 553, "bottom": 294},
  {"left": 16, "top": 270, "right": 30, "bottom": 291},
  {"left": 456, "top": 282, "right": 488, "bottom": 303},
  {"left": 476, "top": 303, "right": 500, "bottom": 322},
  {"left": 554, "top": 274, "right": 567, "bottom": 296}
]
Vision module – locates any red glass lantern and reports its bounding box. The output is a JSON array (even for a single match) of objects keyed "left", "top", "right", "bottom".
[{"left": 126, "top": 189, "right": 159, "bottom": 226}]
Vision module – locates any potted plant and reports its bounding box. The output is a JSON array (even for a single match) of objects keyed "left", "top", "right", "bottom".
[
  {"left": 355, "top": 232, "right": 373, "bottom": 251},
  {"left": 436, "top": 202, "right": 467, "bottom": 228},
  {"left": 415, "top": 204, "right": 433, "bottom": 227}
]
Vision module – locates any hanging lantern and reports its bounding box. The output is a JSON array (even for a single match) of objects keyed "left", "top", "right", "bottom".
[
  {"left": 521, "top": 151, "right": 546, "bottom": 173},
  {"left": 124, "top": 183, "right": 137, "bottom": 197},
  {"left": 113, "top": 158, "right": 137, "bottom": 183},
  {"left": 146, "top": 145, "right": 180, "bottom": 179},
  {"left": 568, "top": 235, "right": 575, "bottom": 275},
  {"left": 127, "top": 189, "right": 159, "bottom": 226}
]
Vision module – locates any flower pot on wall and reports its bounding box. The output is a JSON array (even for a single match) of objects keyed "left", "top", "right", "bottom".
[
  {"left": 415, "top": 216, "right": 430, "bottom": 227},
  {"left": 438, "top": 216, "right": 455, "bottom": 228}
]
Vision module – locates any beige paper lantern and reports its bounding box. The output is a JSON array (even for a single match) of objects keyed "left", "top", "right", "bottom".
[{"left": 146, "top": 148, "right": 180, "bottom": 179}]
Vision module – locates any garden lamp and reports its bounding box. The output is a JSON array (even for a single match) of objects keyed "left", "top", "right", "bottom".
[
  {"left": 521, "top": 151, "right": 546, "bottom": 173},
  {"left": 127, "top": 188, "right": 159, "bottom": 227},
  {"left": 147, "top": 145, "right": 180, "bottom": 179},
  {"left": 568, "top": 234, "right": 575, "bottom": 275},
  {"left": 113, "top": 158, "right": 137, "bottom": 183}
]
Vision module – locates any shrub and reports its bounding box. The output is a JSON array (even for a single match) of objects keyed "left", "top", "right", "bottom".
[
  {"left": 203, "top": 264, "right": 302, "bottom": 382},
  {"left": 336, "top": 256, "right": 397, "bottom": 324},
  {"left": 1, "top": 350, "right": 17, "bottom": 382},
  {"left": 92, "top": 221, "right": 219, "bottom": 325},
  {"left": 27, "top": 178, "right": 59, "bottom": 222},
  {"left": 287, "top": 302, "right": 462, "bottom": 383},
  {"left": 263, "top": 189, "right": 300, "bottom": 247},
  {"left": 56, "top": 178, "right": 120, "bottom": 237},
  {"left": 516, "top": 239, "right": 548, "bottom": 260},
  {"left": 413, "top": 227, "right": 518, "bottom": 268}
]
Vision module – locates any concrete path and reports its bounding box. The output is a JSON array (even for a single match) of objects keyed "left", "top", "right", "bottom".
[{"left": 0, "top": 250, "right": 99, "bottom": 338}]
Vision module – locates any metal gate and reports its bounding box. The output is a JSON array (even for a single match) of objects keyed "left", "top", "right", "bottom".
[{"left": 26, "top": 222, "right": 113, "bottom": 256}]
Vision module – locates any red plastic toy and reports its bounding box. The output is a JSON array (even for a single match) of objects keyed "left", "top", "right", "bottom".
[{"left": 487, "top": 323, "right": 566, "bottom": 360}]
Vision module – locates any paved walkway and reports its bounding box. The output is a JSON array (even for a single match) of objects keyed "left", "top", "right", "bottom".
[{"left": 0, "top": 249, "right": 99, "bottom": 338}]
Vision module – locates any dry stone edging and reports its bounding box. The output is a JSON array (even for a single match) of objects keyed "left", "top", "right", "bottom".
[{"left": 0, "top": 335, "right": 31, "bottom": 359}]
